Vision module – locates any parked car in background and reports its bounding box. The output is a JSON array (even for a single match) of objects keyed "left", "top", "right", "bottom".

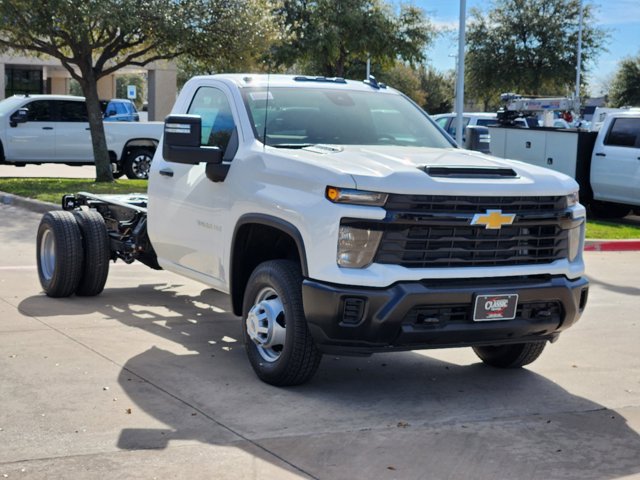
[
  {"left": 100, "top": 98, "right": 139, "bottom": 122},
  {"left": 431, "top": 112, "right": 498, "bottom": 142},
  {"left": 0, "top": 94, "right": 162, "bottom": 178}
]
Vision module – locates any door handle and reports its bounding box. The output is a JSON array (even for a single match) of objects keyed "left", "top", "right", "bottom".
[
  {"left": 159, "top": 168, "right": 174, "bottom": 177},
  {"left": 594, "top": 152, "right": 606, "bottom": 157},
  {"left": 42, "top": 127, "right": 53, "bottom": 130}
]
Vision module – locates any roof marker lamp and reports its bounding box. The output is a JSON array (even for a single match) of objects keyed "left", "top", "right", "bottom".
[{"left": 326, "top": 186, "right": 388, "bottom": 207}]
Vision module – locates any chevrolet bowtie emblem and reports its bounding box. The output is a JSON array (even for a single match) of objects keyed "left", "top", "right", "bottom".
[{"left": 470, "top": 210, "right": 516, "bottom": 229}]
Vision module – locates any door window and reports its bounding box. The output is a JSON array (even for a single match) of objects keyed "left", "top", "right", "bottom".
[
  {"left": 59, "top": 101, "right": 89, "bottom": 122},
  {"left": 604, "top": 118, "right": 640, "bottom": 148},
  {"left": 24, "top": 100, "right": 53, "bottom": 121},
  {"left": 187, "top": 87, "right": 235, "bottom": 151}
]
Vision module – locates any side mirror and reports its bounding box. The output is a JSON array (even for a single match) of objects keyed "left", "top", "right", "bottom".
[
  {"left": 10, "top": 108, "right": 28, "bottom": 127},
  {"left": 104, "top": 110, "right": 116, "bottom": 118},
  {"left": 162, "top": 114, "right": 223, "bottom": 165}
]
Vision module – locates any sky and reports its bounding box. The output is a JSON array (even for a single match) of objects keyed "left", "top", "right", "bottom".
[{"left": 405, "top": 0, "right": 640, "bottom": 96}]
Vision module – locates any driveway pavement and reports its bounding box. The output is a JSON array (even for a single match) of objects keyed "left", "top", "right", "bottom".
[{"left": 1, "top": 204, "right": 639, "bottom": 479}]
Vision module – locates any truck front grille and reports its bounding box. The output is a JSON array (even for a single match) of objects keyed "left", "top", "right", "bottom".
[
  {"left": 385, "top": 194, "right": 565, "bottom": 214},
  {"left": 375, "top": 224, "right": 568, "bottom": 268},
  {"left": 357, "top": 194, "right": 571, "bottom": 269}
]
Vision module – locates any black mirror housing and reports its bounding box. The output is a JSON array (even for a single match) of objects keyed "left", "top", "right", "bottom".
[
  {"left": 163, "top": 114, "right": 223, "bottom": 165},
  {"left": 10, "top": 108, "right": 28, "bottom": 127}
]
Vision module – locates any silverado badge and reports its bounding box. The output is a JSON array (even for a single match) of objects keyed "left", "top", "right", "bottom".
[{"left": 470, "top": 210, "right": 516, "bottom": 229}]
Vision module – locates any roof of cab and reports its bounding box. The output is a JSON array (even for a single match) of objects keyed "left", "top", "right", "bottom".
[{"left": 187, "top": 73, "right": 401, "bottom": 93}]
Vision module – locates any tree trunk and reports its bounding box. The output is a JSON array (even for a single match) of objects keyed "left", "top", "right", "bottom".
[{"left": 79, "top": 72, "right": 114, "bottom": 183}]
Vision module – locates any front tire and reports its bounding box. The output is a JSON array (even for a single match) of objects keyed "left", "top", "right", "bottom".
[
  {"left": 589, "top": 201, "right": 630, "bottom": 219},
  {"left": 242, "top": 260, "right": 322, "bottom": 386},
  {"left": 472, "top": 342, "right": 546, "bottom": 368},
  {"left": 124, "top": 147, "right": 153, "bottom": 179},
  {"left": 36, "top": 211, "right": 84, "bottom": 297}
]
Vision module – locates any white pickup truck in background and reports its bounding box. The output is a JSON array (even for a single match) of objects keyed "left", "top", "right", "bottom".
[
  {"left": 489, "top": 110, "right": 640, "bottom": 218},
  {"left": 0, "top": 95, "right": 163, "bottom": 179}
]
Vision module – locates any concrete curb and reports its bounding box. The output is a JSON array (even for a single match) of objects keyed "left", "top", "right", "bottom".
[
  {"left": 584, "top": 239, "right": 640, "bottom": 252},
  {"left": 2, "top": 190, "right": 640, "bottom": 251},
  {"left": 0, "top": 191, "right": 60, "bottom": 214}
]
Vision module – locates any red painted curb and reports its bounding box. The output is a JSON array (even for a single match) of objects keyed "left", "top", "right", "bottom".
[{"left": 584, "top": 241, "right": 640, "bottom": 252}]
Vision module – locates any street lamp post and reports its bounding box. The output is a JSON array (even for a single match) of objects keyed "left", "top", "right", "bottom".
[{"left": 454, "top": 0, "right": 467, "bottom": 147}]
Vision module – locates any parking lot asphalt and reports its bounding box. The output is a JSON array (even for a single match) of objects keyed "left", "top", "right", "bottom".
[{"left": 1, "top": 201, "right": 640, "bottom": 479}]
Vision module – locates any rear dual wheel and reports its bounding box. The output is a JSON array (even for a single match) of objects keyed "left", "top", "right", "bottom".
[{"left": 37, "top": 210, "right": 110, "bottom": 297}]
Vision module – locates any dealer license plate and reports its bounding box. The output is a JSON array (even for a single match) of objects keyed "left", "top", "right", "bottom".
[{"left": 473, "top": 294, "right": 519, "bottom": 321}]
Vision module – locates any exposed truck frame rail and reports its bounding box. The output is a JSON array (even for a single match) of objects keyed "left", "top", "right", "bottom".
[{"left": 61, "top": 192, "right": 161, "bottom": 270}]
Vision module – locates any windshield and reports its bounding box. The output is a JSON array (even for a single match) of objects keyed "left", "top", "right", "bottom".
[
  {"left": 241, "top": 87, "right": 454, "bottom": 149},
  {"left": 0, "top": 96, "right": 27, "bottom": 115}
]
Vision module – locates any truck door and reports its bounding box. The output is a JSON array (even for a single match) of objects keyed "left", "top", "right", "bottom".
[
  {"left": 591, "top": 117, "right": 640, "bottom": 205},
  {"left": 5, "top": 99, "right": 56, "bottom": 161},
  {"left": 54, "top": 100, "right": 94, "bottom": 162},
  {"left": 148, "top": 84, "right": 238, "bottom": 290}
]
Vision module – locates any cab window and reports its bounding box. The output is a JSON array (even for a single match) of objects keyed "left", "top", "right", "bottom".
[
  {"left": 24, "top": 100, "right": 53, "bottom": 121},
  {"left": 59, "top": 101, "right": 89, "bottom": 122},
  {"left": 187, "top": 87, "right": 235, "bottom": 151},
  {"left": 605, "top": 118, "right": 640, "bottom": 148}
]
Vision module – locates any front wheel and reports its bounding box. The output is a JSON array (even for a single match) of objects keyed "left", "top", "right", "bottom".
[
  {"left": 124, "top": 147, "right": 154, "bottom": 179},
  {"left": 472, "top": 342, "right": 546, "bottom": 368},
  {"left": 589, "top": 201, "right": 630, "bottom": 219},
  {"left": 242, "top": 260, "right": 322, "bottom": 386}
]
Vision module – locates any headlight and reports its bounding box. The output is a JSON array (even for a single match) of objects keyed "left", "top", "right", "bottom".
[
  {"left": 337, "top": 226, "right": 383, "bottom": 268},
  {"left": 567, "top": 221, "right": 584, "bottom": 262},
  {"left": 567, "top": 191, "right": 579, "bottom": 208},
  {"left": 326, "top": 186, "right": 388, "bottom": 206}
]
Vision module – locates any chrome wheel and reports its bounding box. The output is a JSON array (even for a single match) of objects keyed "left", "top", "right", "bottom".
[
  {"left": 246, "top": 287, "right": 287, "bottom": 362},
  {"left": 130, "top": 152, "right": 152, "bottom": 179},
  {"left": 39, "top": 228, "right": 56, "bottom": 282}
]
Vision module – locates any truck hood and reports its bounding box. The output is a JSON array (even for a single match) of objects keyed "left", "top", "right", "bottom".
[{"left": 273, "top": 145, "right": 579, "bottom": 196}]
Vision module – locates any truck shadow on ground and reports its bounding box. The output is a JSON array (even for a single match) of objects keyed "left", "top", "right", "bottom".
[{"left": 18, "top": 282, "right": 640, "bottom": 479}]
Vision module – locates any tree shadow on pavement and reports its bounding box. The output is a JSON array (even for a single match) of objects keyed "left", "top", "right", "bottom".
[{"left": 18, "top": 283, "right": 640, "bottom": 480}]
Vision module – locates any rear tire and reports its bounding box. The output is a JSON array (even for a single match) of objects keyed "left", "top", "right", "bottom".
[
  {"left": 74, "top": 210, "right": 110, "bottom": 296},
  {"left": 36, "top": 211, "right": 84, "bottom": 298},
  {"left": 589, "top": 201, "right": 630, "bottom": 219},
  {"left": 124, "top": 147, "right": 153, "bottom": 179},
  {"left": 242, "top": 260, "right": 322, "bottom": 386},
  {"left": 472, "top": 342, "right": 546, "bottom": 368}
]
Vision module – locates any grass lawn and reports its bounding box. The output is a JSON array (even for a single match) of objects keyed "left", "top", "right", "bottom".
[
  {"left": 1, "top": 178, "right": 639, "bottom": 239},
  {"left": 0, "top": 178, "right": 147, "bottom": 204},
  {"left": 585, "top": 219, "right": 640, "bottom": 240}
]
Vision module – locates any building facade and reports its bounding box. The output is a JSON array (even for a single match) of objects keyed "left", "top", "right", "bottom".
[{"left": 0, "top": 54, "right": 177, "bottom": 121}]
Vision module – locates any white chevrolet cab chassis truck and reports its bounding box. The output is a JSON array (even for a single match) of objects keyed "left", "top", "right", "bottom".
[{"left": 36, "top": 75, "right": 589, "bottom": 386}]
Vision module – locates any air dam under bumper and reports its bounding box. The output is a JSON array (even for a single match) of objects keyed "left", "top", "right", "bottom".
[{"left": 302, "top": 276, "right": 589, "bottom": 355}]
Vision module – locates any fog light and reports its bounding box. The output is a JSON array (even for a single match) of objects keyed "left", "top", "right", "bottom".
[{"left": 337, "top": 226, "right": 383, "bottom": 268}]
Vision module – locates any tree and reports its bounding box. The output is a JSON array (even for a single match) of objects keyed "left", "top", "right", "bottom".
[
  {"left": 0, "top": 0, "right": 263, "bottom": 182},
  {"left": 272, "top": 0, "right": 435, "bottom": 78},
  {"left": 177, "top": 0, "right": 279, "bottom": 88},
  {"left": 378, "top": 62, "right": 425, "bottom": 106},
  {"left": 418, "top": 66, "right": 455, "bottom": 114},
  {"left": 609, "top": 53, "right": 640, "bottom": 107},
  {"left": 465, "top": 0, "right": 607, "bottom": 104}
]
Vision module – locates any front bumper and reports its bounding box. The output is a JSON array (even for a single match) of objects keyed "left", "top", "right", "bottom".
[{"left": 302, "top": 275, "right": 589, "bottom": 355}]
